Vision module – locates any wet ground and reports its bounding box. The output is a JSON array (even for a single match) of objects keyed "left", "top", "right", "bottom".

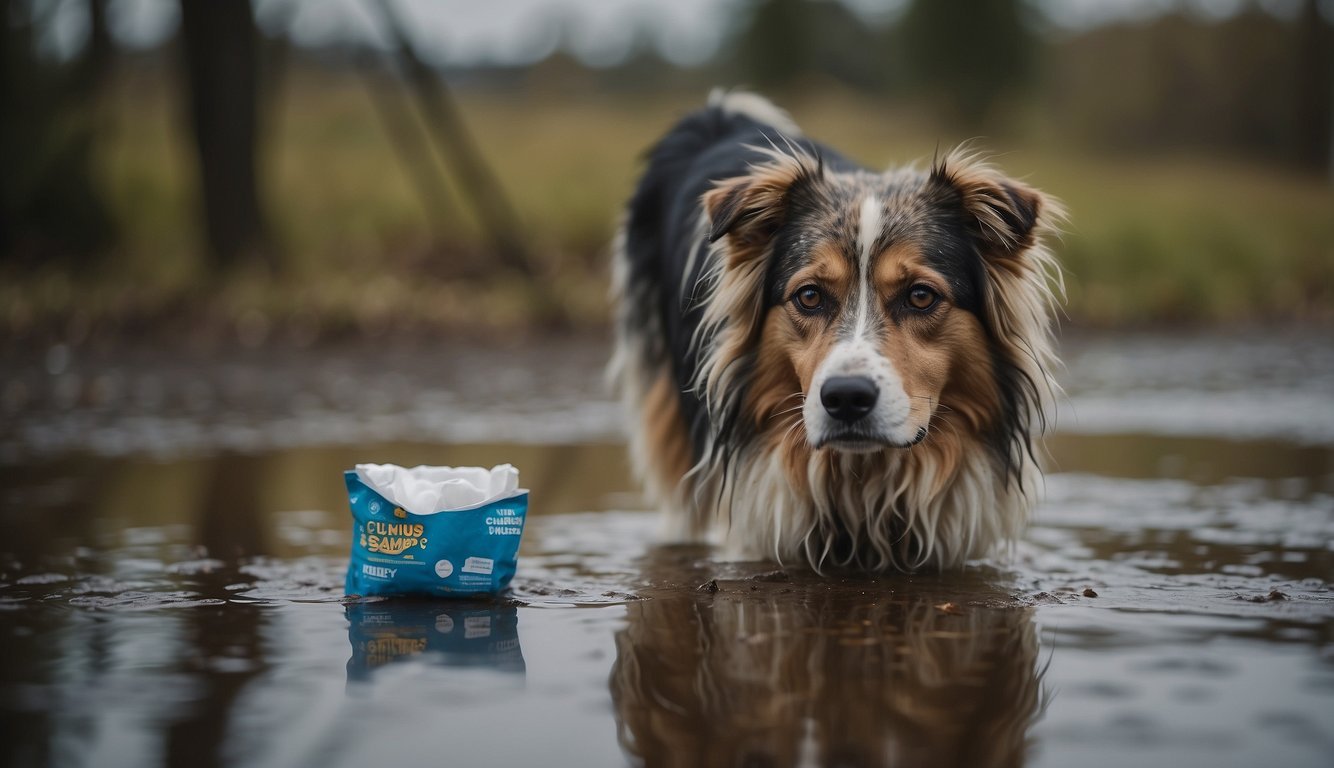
[{"left": 1, "top": 331, "right": 1331, "bottom": 767}]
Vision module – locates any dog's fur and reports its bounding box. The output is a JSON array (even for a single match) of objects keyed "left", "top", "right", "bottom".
[{"left": 610, "top": 91, "right": 1062, "bottom": 571}]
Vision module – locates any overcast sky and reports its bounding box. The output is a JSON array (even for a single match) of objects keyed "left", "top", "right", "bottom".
[{"left": 37, "top": 0, "right": 1324, "bottom": 67}]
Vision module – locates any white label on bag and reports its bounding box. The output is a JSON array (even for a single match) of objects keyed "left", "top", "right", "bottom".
[{"left": 462, "top": 557, "right": 494, "bottom": 575}]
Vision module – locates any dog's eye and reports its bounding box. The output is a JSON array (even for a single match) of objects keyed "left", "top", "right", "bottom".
[
  {"left": 793, "top": 285, "right": 824, "bottom": 313},
  {"left": 907, "top": 285, "right": 939, "bottom": 311}
]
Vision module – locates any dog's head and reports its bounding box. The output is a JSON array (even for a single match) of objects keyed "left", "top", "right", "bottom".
[{"left": 698, "top": 146, "right": 1059, "bottom": 477}]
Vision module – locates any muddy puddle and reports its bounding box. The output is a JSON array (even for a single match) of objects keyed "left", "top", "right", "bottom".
[{"left": 0, "top": 332, "right": 1331, "bottom": 767}]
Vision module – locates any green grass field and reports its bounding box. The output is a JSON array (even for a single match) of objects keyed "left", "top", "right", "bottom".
[{"left": 4, "top": 68, "right": 1331, "bottom": 339}]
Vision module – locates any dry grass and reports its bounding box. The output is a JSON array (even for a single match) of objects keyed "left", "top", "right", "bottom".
[{"left": 4, "top": 67, "right": 1331, "bottom": 341}]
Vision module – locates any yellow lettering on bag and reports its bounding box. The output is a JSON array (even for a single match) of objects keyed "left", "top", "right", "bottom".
[
  {"left": 367, "top": 522, "right": 426, "bottom": 538},
  {"left": 367, "top": 535, "right": 421, "bottom": 555}
]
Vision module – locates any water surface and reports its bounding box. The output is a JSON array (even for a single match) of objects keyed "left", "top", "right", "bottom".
[{"left": 1, "top": 332, "right": 1331, "bottom": 767}]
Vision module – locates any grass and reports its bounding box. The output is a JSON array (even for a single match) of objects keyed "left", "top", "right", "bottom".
[{"left": 4, "top": 67, "right": 1331, "bottom": 342}]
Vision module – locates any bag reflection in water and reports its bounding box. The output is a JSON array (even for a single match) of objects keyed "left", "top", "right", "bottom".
[{"left": 346, "top": 602, "right": 525, "bottom": 681}]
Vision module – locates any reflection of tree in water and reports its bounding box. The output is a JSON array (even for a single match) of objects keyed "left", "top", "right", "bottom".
[
  {"left": 165, "top": 452, "right": 270, "bottom": 768},
  {"left": 163, "top": 600, "right": 268, "bottom": 768},
  {"left": 611, "top": 554, "right": 1044, "bottom": 768},
  {"left": 196, "top": 453, "right": 269, "bottom": 561}
]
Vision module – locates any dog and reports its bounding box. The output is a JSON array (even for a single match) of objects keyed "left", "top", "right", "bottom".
[{"left": 609, "top": 91, "right": 1061, "bottom": 572}]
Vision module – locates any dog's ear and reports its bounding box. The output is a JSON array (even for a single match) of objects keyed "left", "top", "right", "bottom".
[
  {"left": 927, "top": 151, "right": 1063, "bottom": 471},
  {"left": 929, "top": 154, "right": 1050, "bottom": 271},
  {"left": 705, "top": 151, "right": 822, "bottom": 249}
]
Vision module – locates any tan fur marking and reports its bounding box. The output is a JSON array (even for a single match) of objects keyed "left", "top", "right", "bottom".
[
  {"left": 782, "top": 242, "right": 854, "bottom": 390},
  {"left": 878, "top": 245, "right": 1001, "bottom": 433},
  {"left": 745, "top": 239, "right": 860, "bottom": 496},
  {"left": 642, "top": 372, "right": 693, "bottom": 497},
  {"left": 784, "top": 242, "right": 853, "bottom": 301},
  {"left": 746, "top": 308, "right": 824, "bottom": 496}
]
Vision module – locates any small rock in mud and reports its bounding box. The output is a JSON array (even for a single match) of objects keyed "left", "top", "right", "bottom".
[
  {"left": 934, "top": 602, "right": 964, "bottom": 615},
  {"left": 749, "top": 570, "right": 791, "bottom": 583},
  {"left": 1030, "top": 591, "right": 1064, "bottom": 604},
  {"left": 1083, "top": 588, "right": 1099, "bottom": 598},
  {"left": 697, "top": 579, "right": 719, "bottom": 594}
]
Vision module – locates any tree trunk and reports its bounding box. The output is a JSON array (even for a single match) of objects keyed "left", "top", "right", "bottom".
[
  {"left": 1293, "top": 0, "right": 1333, "bottom": 178},
  {"left": 178, "top": 0, "right": 270, "bottom": 272}
]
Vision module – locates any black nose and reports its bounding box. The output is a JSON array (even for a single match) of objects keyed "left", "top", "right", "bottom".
[{"left": 820, "top": 376, "right": 878, "bottom": 423}]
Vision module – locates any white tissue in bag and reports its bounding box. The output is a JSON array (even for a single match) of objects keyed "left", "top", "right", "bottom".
[{"left": 354, "top": 463, "right": 521, "bottom": 515}]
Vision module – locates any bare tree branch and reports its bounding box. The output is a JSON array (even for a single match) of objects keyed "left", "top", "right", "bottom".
[{"left": 371, "top": 0, "right": 534, "bottom": 277}]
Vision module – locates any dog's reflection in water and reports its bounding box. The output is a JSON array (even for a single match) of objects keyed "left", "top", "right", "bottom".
[
  {"left": 345, "top": 601, "right": 525, "bottom": 683},
  {"left": 610, "top": 555, "right": 1044, "bottom": 768}
]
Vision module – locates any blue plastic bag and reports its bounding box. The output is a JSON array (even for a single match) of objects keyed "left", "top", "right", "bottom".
[{"left": 343, "top": 470, "right": 528, "bottom": 597}]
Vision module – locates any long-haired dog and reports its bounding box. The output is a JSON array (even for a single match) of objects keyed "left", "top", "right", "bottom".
[{"left": 610, "top": 91, "right": 1061, "bottom": 571}]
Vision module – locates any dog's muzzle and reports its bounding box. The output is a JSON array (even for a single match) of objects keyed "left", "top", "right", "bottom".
[{"left": 804, "top": 340, "right": 923, "bottom": 452}]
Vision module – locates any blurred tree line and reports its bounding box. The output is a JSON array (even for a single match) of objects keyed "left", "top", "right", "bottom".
[
  {"left": 1, "top": 0, "right": 1330, "bottom": 272},
  {"left": 1045, "top": 2, "right": 1332, "bottom": 171},
  {"left": 734, "top": 0, "right": 1041, "bottom": 126},
  {"left": 731, "top": 0, "right": 1330, "bottom": 169}
]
